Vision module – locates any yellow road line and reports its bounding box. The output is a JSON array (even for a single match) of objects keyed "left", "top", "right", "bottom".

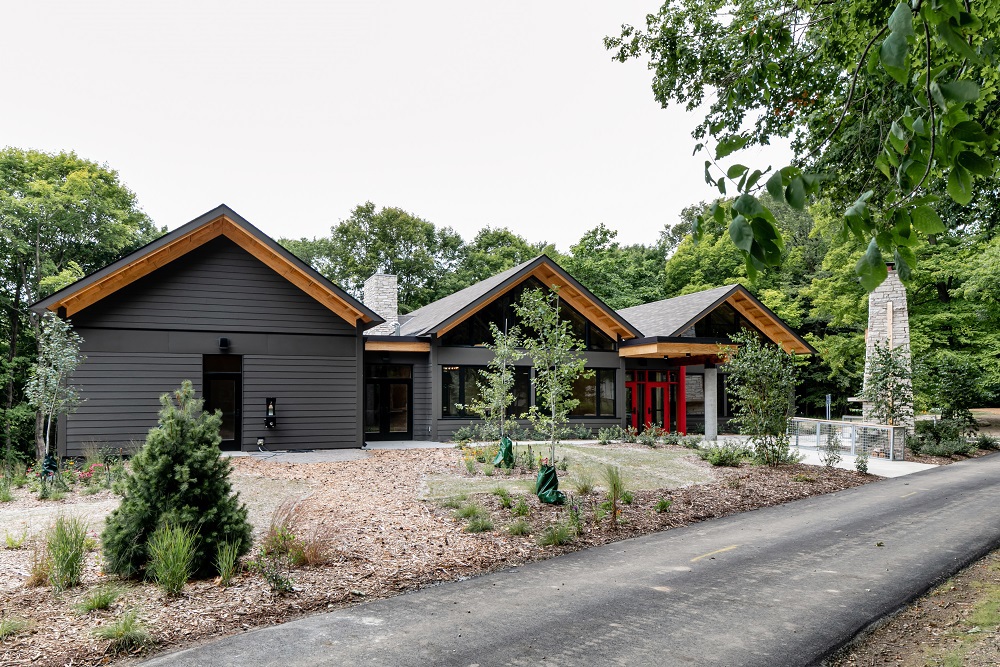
[{"left": 691, "top": 544, "right": 739, "bottom": 563}]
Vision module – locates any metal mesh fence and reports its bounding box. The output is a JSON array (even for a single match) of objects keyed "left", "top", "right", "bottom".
[{"left": 788, "top": 418, "right": 906, "bottom": 461}]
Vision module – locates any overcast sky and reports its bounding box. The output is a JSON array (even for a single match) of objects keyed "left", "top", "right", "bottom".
[{"left": 5, "top": 1, "right": 790, "bottom": 250}]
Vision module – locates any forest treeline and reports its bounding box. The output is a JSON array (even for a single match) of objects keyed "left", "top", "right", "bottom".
[{"left": 2, "top": 147, "right": 997, "bottom": 459}]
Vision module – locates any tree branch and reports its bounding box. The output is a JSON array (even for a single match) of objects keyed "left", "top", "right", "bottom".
[{"left": 819, "top": 25, "right": 889, "bottom": 150}]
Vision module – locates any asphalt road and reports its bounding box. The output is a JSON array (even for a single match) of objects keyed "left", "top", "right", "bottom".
[{"left": 142, "top": 453, "right": 1000, "bottom": 667}]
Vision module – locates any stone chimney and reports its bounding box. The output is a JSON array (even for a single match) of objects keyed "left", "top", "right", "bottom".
[
  {"left": 862, "top": 263, "right": 913, "bottom": 426},
  {"left": 363, "top": 274, "right": 399, "bottom": 335}
]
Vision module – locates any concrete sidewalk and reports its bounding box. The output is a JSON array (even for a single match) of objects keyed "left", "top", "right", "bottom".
[{"left": 143, "top": 453, "right": 1000, "bottom": 667}]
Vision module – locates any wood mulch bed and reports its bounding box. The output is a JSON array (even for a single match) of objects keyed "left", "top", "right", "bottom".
[{"left": 2, "top": 446, "right": 878, "bottom": 666}]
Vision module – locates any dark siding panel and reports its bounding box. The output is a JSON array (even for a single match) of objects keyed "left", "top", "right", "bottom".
[
  {"left": 72, "top": 237, "right": 356, "bottom": 335},
  {"left": 242, "top": 355, "right": 357, "bottom": 450},
  {"left": 66, "top": 353, "right": 202, "bottom": 456}
]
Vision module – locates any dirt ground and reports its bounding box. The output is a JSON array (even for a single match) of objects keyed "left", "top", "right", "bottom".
[{"left": 1, "top": 443, "right": 878, "bottom": 667}]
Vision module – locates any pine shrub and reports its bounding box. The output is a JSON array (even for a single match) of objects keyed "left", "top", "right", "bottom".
[{"left": 101, "top": 381, "right": 251, "bottom": 578}]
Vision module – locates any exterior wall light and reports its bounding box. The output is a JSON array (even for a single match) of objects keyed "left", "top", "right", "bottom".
[{"left": 265, "top": 397, "right": 276, "bottom": 429}]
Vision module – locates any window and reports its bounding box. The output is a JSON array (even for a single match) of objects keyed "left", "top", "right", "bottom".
[
  {"left": 440, "top": 277, "right": 616, "bottom": 351},
  {"left": 441, "top": 365, "right": 531, "bottom": 418},
  {"left": 568, "top": 368, "right": 616, "bottom": 417},
  {"left": 693, "top": 303, "right": 765, "bottom": 339}
]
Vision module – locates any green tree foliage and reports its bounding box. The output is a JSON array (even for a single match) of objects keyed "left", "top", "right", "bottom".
[
  {"left": 607, "top": 0, "right": 999, "bottom": 289},
  {"left": 443, "top": 227, "right": 552, "bottom": 294},
  {"left": 0, "top": 148, "right": 161, "bottom": 461},
  {"left": 722, "top": 330, "right": 799, "bottom": 466},
  {"left": 102, "top": 382, "right": 252, "bottom": 579},
  {"left": 514, "top": 287, "right": 593, "bottom": 460},
  {"left": 862, "top": 342, "right": 914, "bottom": 426},
  {"left": 459, "top": 323, "right": 525, "bottom": 439},
  {"left": 280, "top": 202, "right": 463, "bottom": 313},
  {"left": 24, "top": 313, "right": 85, "bottom": 459},
  {"left": 561, "top": 224, "right": 669, "bottom": 309}
]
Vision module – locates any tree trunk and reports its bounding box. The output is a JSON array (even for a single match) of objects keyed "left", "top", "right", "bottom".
[{"left": 3, "top": 267, "right": 25, "bottom": 467}]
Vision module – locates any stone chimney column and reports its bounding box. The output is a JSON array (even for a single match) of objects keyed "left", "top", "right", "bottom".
[
  {"left": 363, "top": 274, "right": 399, "bottom": 335},
  {"left": 862, "top": 263, "right": 912, "bottom": 426}
]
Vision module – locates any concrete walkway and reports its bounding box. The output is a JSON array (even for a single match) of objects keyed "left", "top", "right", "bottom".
[{"left": 143, "top": 453, "right": 1000, "bottom": 667}]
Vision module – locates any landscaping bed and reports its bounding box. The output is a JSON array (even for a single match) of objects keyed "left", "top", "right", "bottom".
[{"left": 3, "top": 443, "right": 878, "bottom": 666}]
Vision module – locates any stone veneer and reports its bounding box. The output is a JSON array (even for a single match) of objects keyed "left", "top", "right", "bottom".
[
  {"left": 363, "top": 274, "right": 399, "bottom": 335},
  {"left": 862, "top": 263, "right": 913, "bottom": 427}
]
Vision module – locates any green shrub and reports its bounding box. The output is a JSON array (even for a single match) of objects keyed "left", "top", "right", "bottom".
[
  {"left": 974, "top": 433, "right": 1000, "bottom": 451},
  {"left": 639, "top": 429, "right": 659, "bottom": 448},
  {"left": 0, "top": 476, "right": 13, "bottom": 502},
  {"left": 537, "top": 523, "right": 574, "bottom": 546},
  {"left": 597, "top": 427, "right": 616, "bottom": 445},
  {"left": 465, "top": 516, "right": 494, "bottom": 533},
  {"left": 492, "top": 486, "right": 513, "bottom": 509},
  {"left": 654, "top": 498, "right": 672, "bottom": 513},
  {"left": 697, "top": 443, "right": 748, "bottom": 467},
  {"left": 454, "top": 503, "right": 488, "bottom": 520},
  {"left": 439, "top": 495, "right": 467, "bottom": 509},
  {"left": 93, "top": 609, "right": 151, "bottom": 654},
  {"left": 603, "top": 465, "right": 626, "bottom": 526},
  {"left": 249, "top": 548, "right": 295, "bottom": 595},
  {"left": 512, "top": 497, "right": 530, "bottom": 517},
  {"left": 146, "top": 524, "right": 197, "bottom": 595},
  {"left": 621, "top": 489, "right": 634, "bottom": 505},
  {"left": 215, "top": 541, "right": 241, "bottom": 586},
  {"left": 74, "top": 584, "right": 123, "bottom": 613},
  {"left": 508, "top": 519, "right": 532, "bottom": 536},
  {"left": 0, "top": 616, "right": 30, "bottom": 639},
  {"left": 855, "top": 450, "right": 870, "bottom": 475},
  {"left": 909, "top": 419, "right": 977, "bottom": 456},
  {"left": 622, "top": 426, "right": 638, "bottom": 444},
  {"left": 101, "top": 382, "right": 251, "bottom": 578},
  {"left": 573, "top": 473, "right": 594, "bottom": 495},
  {"left": 48, "top": 515, "right": 89, "bottom": 591},
  {"left": 4, "top": 528, "right": 27, "bottom": 549}
]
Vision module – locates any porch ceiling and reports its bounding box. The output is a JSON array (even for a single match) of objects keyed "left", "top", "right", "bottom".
[{"left": 618, "top": 341, "right": 735, "bottom": 359}]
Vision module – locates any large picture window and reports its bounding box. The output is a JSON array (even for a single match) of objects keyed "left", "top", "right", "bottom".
[
  {"left": 442, "top": 365, "right": 531, "bottom": 418},
  {"left": 440, "top": 277, "right": 616, "bottom": 351},
  {"left": 568, "top": 368, "right": 616, "bottom": 417}
]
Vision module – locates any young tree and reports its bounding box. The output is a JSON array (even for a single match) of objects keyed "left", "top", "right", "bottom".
[
  {"left": 459, "top": 323, "right": 525, "bottom": 440},
  {"left": 24, "top": 312, "right": 84, "bottom": 460},
  {"left": 514, "top": 286, "right": 593, "bottom": 463},
  {"left": 722, "top": 330, "right": 799, "bottom": 466},
  {"left": 102, "top": 381, "right": 252, "bottom": 579},
  {"left": 862, "top": 341, "right": 914, "bottom": 427}
]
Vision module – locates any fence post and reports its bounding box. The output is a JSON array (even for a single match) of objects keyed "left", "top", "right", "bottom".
[
  {"left": 816, "top": 422, "right": 821, "bottom": 448},
  {"left": 850, "top": 425, "right": 856, "bottom": 456}
]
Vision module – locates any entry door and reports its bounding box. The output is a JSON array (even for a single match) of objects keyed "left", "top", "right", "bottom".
[
  {"left": 204, "top": 355, "right": 243, "bottom": 451},
  {"left": 364, "top": 364, "right": 413, "bottom": 440},
  {"left": 647, "top": 383, "right": 670, "bottom": 430}
]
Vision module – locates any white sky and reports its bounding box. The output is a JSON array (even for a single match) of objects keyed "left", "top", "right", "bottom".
[{"left": 5, "top": 1, "right": 790, "bottom": 250}]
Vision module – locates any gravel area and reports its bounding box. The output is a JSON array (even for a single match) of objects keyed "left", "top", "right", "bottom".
[{"left": 2, "top": 445, "right": 881, "bottom": 666}]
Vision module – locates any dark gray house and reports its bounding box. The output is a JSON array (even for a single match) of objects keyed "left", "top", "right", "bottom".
[
  {"left": 34, "top": 205, "right": 383, "bottom": 455},
  {"left": 35, "top": 206, "right": 814, "bottom": 456}
]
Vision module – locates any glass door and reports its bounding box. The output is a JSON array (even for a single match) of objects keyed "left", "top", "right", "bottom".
[
  {"left": 204, "top": 355, "right": 242, "bottom": 451},
  {"left": 364, "top": 365, "right": 413, "bottom": 440}
]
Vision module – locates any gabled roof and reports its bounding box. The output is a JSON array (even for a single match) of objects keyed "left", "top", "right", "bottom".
[
  {"left": 33, "top": 204, "right": 384, "bottom": 328},
  {"left": 399, "top": 255, "right": 642, "bottom": 340},
  {"left": 617, "top": 284, "right": 816, "bottom": 355}
]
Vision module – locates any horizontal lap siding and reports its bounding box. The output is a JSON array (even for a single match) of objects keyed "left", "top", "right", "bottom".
[
  {"left": 242, "top": 356, "right": 357, "bottom": 450},
  {"left": 413, "top": 360, "right": 432, "bottom": 440},
  {"left": 71, "top": 238, "right": 355, "bottom": 336},
  {"left": 66, "top": 353, "right": 202, "bottom": 456}
]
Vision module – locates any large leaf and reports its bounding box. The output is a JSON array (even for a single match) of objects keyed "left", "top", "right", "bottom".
[
  {"left": 728, "top": 215, "right": 754, "bottom": 253},
  {"left": 785, "top": 176, "right": 806, "bottom": 209},
  {"left": 936, "top": 20, "right": 982, "bottom": 64},
  {"left": 947, "top": 165, "right": 973, "bottom": 205},
  {"left": 879, "top": 4, "right": 913, "bottom": 84},
  {"left": 765, "top": 170, "right": 784, "bottom": 200},
  {"left": 951, "top": 120, "right": 988, "bottom": 143},
  {"left": 732, "top": 194, "right": 777, "bottom": 225},
  {"left": 910, "top": 205, "right": 946, "bottom": 234},
  {"left": 855, "top": 239, "right": 889, "bottom": 292},
  {"left": 956, "top": 151, "right": 993, "bottom": 176},
  {"left": 938, "top": 80, "right": 981, "bottom": 103},
  {"left": 715, "top": 135, "right": 749, "bottom": 160},
  {"left": 726, "top": 164, "right": 748, "bottom": 179}
]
